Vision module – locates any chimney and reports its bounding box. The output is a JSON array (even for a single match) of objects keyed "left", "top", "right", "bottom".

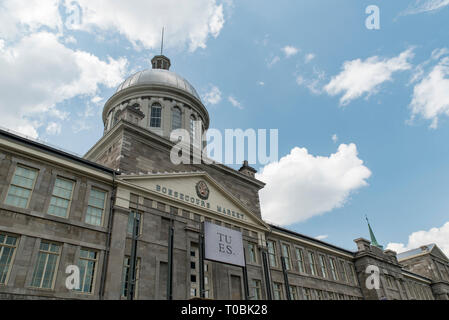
[{"left": 239, "top": 160, "right": 257, "bottom": 178}]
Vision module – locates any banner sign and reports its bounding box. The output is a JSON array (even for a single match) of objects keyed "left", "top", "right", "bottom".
[{"left": 204, "top": 222, "right": 245, "bottom": 267}]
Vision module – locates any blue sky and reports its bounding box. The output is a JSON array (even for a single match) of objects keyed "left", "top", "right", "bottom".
[{"left": 1, "top": 0, "right": 449, "bottom": 254}]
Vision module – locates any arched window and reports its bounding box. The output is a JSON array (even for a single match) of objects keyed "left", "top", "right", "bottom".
[
  {"left": 172, "top": 107, "right": 182, "bottom": 131},
  {"left": 150, "top": 104, "right": 162, "bottom": 128},
  {"left": 190, "top": 115, "right": 196, "bottom": 141}
]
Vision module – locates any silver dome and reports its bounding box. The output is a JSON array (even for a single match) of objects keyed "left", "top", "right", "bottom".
[{"left": 116, "top": 68, "right": 201, "bottom": 100}]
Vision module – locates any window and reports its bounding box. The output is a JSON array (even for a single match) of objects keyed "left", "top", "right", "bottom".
[
  {"left": 339, "top": 260, "right": 348, "bottom": 283},
  {"left": 251, "top": 279, "right": 262, "bottom": 300},
  {"left": 0, "top": 233, "right": 18, "bottom": 285},
  {"left": 85, "top": 188, "right": 106, "bottom": 226},
  {"left": 150, "top": 104, "right": 162, "bottom": 128},
  {"left": 289, "top": 286, "right": 298, "bottom": 300},
  {"left": 191, "top": 274, "right": 197, "bottom": 283},
  {"left": 329, "top": 258, "right": 338, "bottom": 281},
  {"left": 348, "top": 263, "right": 358, "bottom": 285},
  {"left": 295, "top": 248, "right": 305, "bottom": 273},
  {"left": 48, "top": 178, "right": 74, "bottom": 218},
  {"left": 122, "top": 256, "right": 140, "bottom": 298},
  {"left": 190, "top": 115, "right": 197, "bottom": 141},
  {"left": 267, "top": 241, "right": 277, "bottom": 267},
  {"left": 127, "top": 211, "right": 142, "bottom": 235},
  {"left": 316, "top": 290, "right": 324, "bottom": 300},
  {"left": 31, "top": 242, "right": 61, "bottom": 289},
  {"left": 248, "top": 243, "right": 257, "bottom": 264},
  {"left": 302, "top": 287, "right": 311, "bottom": 300},
  {"left": 273, "top": 283, "right": 283, "bottom": 300},
  {"left": 77, "top": 249, "right": 97, "bottom": 294},
  {"left": 5, "top": 165, "right": 38, "bottom": 208},
  {"left": 328, "top": 291, "right": 335, "bottom": 300},
  {"left": 172, "top": 107, "right": 182, "bottom": 130},
  {"left": 281, "top": 244, "right": 292, "bottom": 271},
  {"left": 319, "top": 255, "right": 328, "bottom": 278},
  {"left": 308, "top": 251, "right": 317, "bottom": 276}
]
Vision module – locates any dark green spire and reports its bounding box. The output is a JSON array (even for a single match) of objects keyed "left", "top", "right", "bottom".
[{"left": 366, "top": 216, "right": 383, "bottom": 249}]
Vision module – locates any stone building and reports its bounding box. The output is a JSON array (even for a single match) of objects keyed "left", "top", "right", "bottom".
[{"left": 0, "top": 55, "right": 448, "bottom": 300}]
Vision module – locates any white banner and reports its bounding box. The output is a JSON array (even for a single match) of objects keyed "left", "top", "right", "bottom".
[{"left": 204, "top": 222, "right": 245, "bottom": 267}]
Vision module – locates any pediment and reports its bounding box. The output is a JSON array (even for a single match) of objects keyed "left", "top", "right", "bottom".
[
  {"left": 430, "top": 245, "right": 449, "bottom": 262},
  {"left": 119, "top": 172, "right": 269, "bottom": 229}
]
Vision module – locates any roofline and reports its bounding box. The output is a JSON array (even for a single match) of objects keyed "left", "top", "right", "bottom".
[
  {"left": 401, "top": 270, "right": 433, "bottom": 284},
  {"left": 0, "top": 128, "right": 117, "bottom": 175},
  {"left": 269, "top": 224, "right": 355, "bottom": 255}
]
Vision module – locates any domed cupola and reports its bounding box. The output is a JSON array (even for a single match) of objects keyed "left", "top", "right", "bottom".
[{"left": 102, "top": 55, "right": 209, "bottom": 144}]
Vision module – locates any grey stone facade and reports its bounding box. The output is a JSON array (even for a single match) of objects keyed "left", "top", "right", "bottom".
[{"left": 0, "top": 56, "right": 448, "bottom": 300}]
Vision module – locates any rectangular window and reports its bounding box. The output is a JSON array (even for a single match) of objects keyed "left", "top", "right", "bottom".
[
  {"left": 77, "top": 249, "right": 97, "bottom": 294},
  {"left": 348, "top": 263, "right": 358, "bottom": 285},
  {"left": 150, "top": 106, "right": 162, "bottom": 128},
  {"left": 267, "top": 240, "right": 277, "bottom": 268},
  {"left": 248, "top": 243, "right": 257, "bottom": 264},
  {"left": 319, "top": 255, "right": 328, "bottom": 278},
  {"left": 273, "top": 282, "right": 283, "bottom": 300},
  {"left": 329, "top": 258, "right": 338, "bottom": 280},
  {"left": 31, "top": 242, "right": 61, "bottom": 289},
  {"left": 127, "top": 211, "right": 142, "bottom": 235},
  {"left": 281, "top": 243, "right": 291, "bottom": 271},
  {"left": 122, "top": 256, "right": 140, "bottom": 299},
  {"left": 85, "top": 188, "right": 106, "bottom": 226},
  {"left": 48, "top": 178, "right": 74, "bottom": 218},
  {"left": 302, "top": 287, "right": 311, "bottom": 300},
  {"left": 308, "top": 251, "right": 317, "bottom": 276},
  {"left": 295, "top": 248, "right": 305, "bottom": 273},
  {"left": 339, "top": 260, "right": 348, "bottom": 283},
  {"left": 251, "top": 279, "right": 262, "bottom": 300},
  {"left": 316, "top": 290, "right": 324, "bottom": 300},
  {"left": 0, "top": 233, "right": 18, "bottom": 285},
  {"left": 5, "top": 165, "right": 38, "bottom": 208},
  {"left": 289, "top": 286, "right": 298, "bottom": 300}
]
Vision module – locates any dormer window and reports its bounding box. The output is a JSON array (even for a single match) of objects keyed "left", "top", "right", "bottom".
[{"left": 150, "top": 104, "right": 162, "bottom": 128}]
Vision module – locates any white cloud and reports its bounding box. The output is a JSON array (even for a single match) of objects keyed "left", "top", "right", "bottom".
[
  {"left": 202, "top": 85, "right": 222, "bottom": 105},
  {"left": 0, "top": 0, "right": 62, "bottom": 39},
  {"left": 296, "top": 67, "right": 327, "bottom": 95},
  {"left": 409, "top": 56, "right": 449, "bottom": 129},
  {"left": 386, "top": 221, "right": 449, "bottom": 257},
  {"left": 332, "top": 134, "right": 338, "bottom": 143},
  {"left": 267, "top": 56, "right": 280, "bottom": 68},
  {"left": 324, "top": 49, "right": 414, "bottom": 106},
  {"left": 257, "top": 144, "right": 372, "bottom": 225},
  {"left": 305, "top": 53, "right": 315, "bottom": 63},
  {"left": 282, "top": 46, "right": 299, "bottom": 58},
  {"left": 45, "top": 122, "right": 61, "bottom": 135},
  {"left": 67, "top": 0, "right": 225, "bottom": 51},
  {"left": 315, "top": 235, "right": 329, "bottom": 241},
  {"left": 258, "top": 81, "right": 265, "bottom": 86},
  {"left": 402, "top": 0, "right": 449, "bottom": 15},
  {"left": 228, "top": 96, "right": 243, "bottom": 109},
  {"left": 0, "top": 32, "right": 128, "bottom": 138}
]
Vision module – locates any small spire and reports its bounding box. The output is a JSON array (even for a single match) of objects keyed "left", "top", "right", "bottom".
[
  {"left": 365, "top": 215, "right": 383, "bottom": 249},
  {"left": 151, "top": 27, "right": 171, "bottom": 70}
]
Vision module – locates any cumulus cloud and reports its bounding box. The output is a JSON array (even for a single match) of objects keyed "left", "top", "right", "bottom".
[
  {"left": 409, "top": 55, "right": 449, "bottom": 128},
  {"left": 267, "top": 56, "right": 280, "bottom": 68},
  {"left": 324, "top": 49, "right": 414, "bottom": 106},
  {"left": 45, "top": 122, "right": 62, "bottom": 135},
  {"left": 202, "top": 85, "right": 222, "bottom": 105},
  {"left": 282, "top": 46, "right": 299, "bottom": 58},
  {"left": 387, "top": 222, "right": 449, "bottom": 257},
  {"left": 228, "top": 96, "right": 243, "bottom": 109},
  {"left": 315, "top": 235, "right": 329, "bottom": 241},
  {"left": 305, "top": 53, "right": 315, "bottom": 63},
  {"left": 0, "top": 32, "right": 127, "bottom": 137},
  {"left": 402, "top": 0, "right": 449, "bottom": 15},
  {"left": 257, "top": 144, "right": 372, "bottom": 225},
  {"left": 0, "top": 0, "right": 62, "bottom": 39},
  {"left": 67, "top": 0, "right": 225, "bottom": 51}
]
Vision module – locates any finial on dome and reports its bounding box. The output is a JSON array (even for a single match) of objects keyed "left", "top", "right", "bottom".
[{"left": 151, "top": 27, "right": 171, "bottom": 70}]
